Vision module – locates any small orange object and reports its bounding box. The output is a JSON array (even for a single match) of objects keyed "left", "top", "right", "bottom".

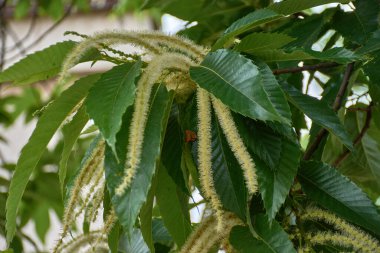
[{"left": 185, "top": 130, "right": 197, "bottom": 142}]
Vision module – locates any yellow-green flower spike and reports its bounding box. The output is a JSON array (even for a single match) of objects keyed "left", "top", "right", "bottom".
[
  {"left": 115, "top": 53, "right": 194, "bottom": 196},
  {"left": 196, "top": 88, "right": 224, "bottom": 231},
  {"left": 211, "top": 96, "right": 258, "bottom": 194},
  {"left": 302, "top": 207, "right": 380, "bottom": 252},
  {"left": 53, "top": 140, "right": 105, "bottom": 253},
  {"left": 180, "top": 212, "right": 242, "bottom": 253}
]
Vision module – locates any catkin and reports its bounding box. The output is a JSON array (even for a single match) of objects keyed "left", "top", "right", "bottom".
[{"left": 211, "top": 96, "right": 258, "bottom": 194}]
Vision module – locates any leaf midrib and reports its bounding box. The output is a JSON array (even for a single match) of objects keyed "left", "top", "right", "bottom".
[{"left": 196, "top": 65, "right": 279, "bottom": 119}]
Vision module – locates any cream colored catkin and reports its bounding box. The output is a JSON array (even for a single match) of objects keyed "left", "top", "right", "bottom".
[
  {"left": 211, "top": 96, "right": 258, "bottom": 194},
  {"left": 196, "top": 88, "right": 224, "bottom": 231},
  {"left": 115, "top": 53, "right": 194, "bottom": 196},
  {"left": 53, "top": 140, "right": 105, "bottom": 253},
  {"left": 180, "top": 212, "right": 242, "bottom": 253},
  {"left": 302, "top": 207, "right": 380, "bottom": 252}
]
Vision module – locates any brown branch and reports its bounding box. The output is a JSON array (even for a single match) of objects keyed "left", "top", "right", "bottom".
[
  {"left": 272, "top": 62, "right": 339, "bottom": 75},
  {"left": 0, "top": 0, "right": 8, "bottom": 70},
  {"left": 4, "top": 1, "right": 74, "bottom": 63},
  {"left": 303, "top": 62, "right": 355, "bottom": 160},
  {"left": 332, "top": 103, "right": 373, "bottom": 167}
]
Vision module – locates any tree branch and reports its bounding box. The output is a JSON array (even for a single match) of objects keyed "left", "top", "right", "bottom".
[
  {"left": 4, "top": 1, "right": 74, "bottom": 63},
  {"left": 332, "top": 103, "right": 373, "bottom": 167},
  {"left": 272, "top": 62, "right": 339, "bottom": 75},
  {"left": 303, "top": 62, "right": 355, "bottom": 160}
]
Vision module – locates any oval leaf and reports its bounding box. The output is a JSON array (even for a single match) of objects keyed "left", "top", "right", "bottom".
[
  {"left": 5, "top": 74, "right": 100, "bottom": 244},
  {"left": 105, "top": 86, "right": 174, "bottom": 235},
  {"left": 86, "top": 61, "right": 141, "bottom": 155},
  {"left": 230, "top": 214, "right": 296, "bottom": 253},
  {"left": 190, "top": 49, "right": 285, "bottom": 123}
]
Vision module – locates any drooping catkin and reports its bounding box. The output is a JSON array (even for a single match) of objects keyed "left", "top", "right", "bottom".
[
  {"left": 211, "top": 96, "right": 258, "bottom": 194},
  {"left": 59, "top": 31, "right": 161, "bottom": 83},
  {"left": 308, "top": 231, "right": 376, "bottom": 253},
  {"left": 55, "top": 230, "right": 106, "bottom": 253},
  {"left": 302, "top": 207, "right": 380, "bottom": 252},
  {"left": 137, "top": 30, "right": 207, "bottom": 62},
  {"left": 53, "top": 140, "right": 105, "bottom": 253},
  {"left": 196, "top": 88, "right": 224, "bottom": 231},
  {"left": 115, "top": 53, "right": 194, "bottom": 196},
  {"left": 180, "top": 212, "right": 242, "bottom": 253}
]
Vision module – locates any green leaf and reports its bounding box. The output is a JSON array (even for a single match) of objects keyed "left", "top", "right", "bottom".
[
  {"left": 236, "top": 118, "right": 300, "bottom": 220},
  {"left": 243, "top": 47, "right": 359, "bottom": 64},
  {"left": 140, "top": 173, "right": 158, "bottom": 253},
  {"left": 0, "top": 41, "right": 101, "bottom": 85},
  {"left": 119, "top": 229, "right": 150, "bottom": 253},
  {"left": 210, "top": 114, "right": 248, "bottom": 220},
  {"left": 255, "top": 60, "right": 292, "bottom": 121},
  {"left": 105, "top": 86, "right": 174, "bottom": 235},
  {"left": 256, "top": 140, "right": 300, "bottom": 220},
  {"left": 333, "top": 0, "right": 379, "bottom": 44},
  {"left": 5, "top": 74, "right": 99, "bottom": 244},
  {"left": 156, "top": 163, "right": 192, "bottom": 247},
  {"left": 161, "top": 111, "right": 189, "bottom": 194},
  {"left": 86, "top": 61, "right": 141, "bottom": 155},
  {"left": 298, "top": 161, "right": 380, "bottom": 236},
  {"left": 268, "top": 0, "right": 349, "bottom": 15},
  {"left": 282, "top": 83, "right": 353, "bottom": 150},
  {"left": 213, "top": 9, "right": 281, "bottom": 49},
  {"left": 59, "top": 106, "right": 89, "bottom": 195},
  {"left": 213, "top": 0, "right": 350, "bottom": 49},
  {"left": 338, "top": 110, "right": 380, "bottom": 197},
  {"left": 235, "top": 33, "right": 295, "bottom": 53},
  {"left": 190, "top": 49, "right": 285, "bottom": 123},
  {"left": 230, "top": 214, "right": 296, "bottom": 253},
  {"left": 33, "top": 202, "right": 50, "bottom": 243}
]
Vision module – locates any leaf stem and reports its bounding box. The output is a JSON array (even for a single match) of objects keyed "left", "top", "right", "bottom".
[
  {"left": 272, "top": 62, "right": 340, "bottom": 75},
  {"left": 303, "top": 62, "right": 355, "bottom": 160}
]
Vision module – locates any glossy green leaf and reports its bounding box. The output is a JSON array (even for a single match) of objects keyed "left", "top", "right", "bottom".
[
  {"left": 5, "top": 74, "right": 99, "bottom": 244},
  {"left": 119, "top": 229, "right": 150, "bottom": 253},
  {"left": 282, "top": 83, "right": 353, "bottom": 150},
  {"left": 213, "top": 9, "right": 281, "bottom": 49},
  {"left": 255, "top": 60, "right": 291, "bottom": 121},
  {"left": 244, "top": 47, "right": 359, "bottom": 64},
  {"left": 0, "top": 41, "right": 101, "bottom": 85},
  {"left": 298, "top": 161, "right": 380, "bottom": 236},
  {"left": 235, "top": 32, "right": 295, "bottom": 53},
  {"left": 140, "top": 173, "right": 158, "bottom": 253},
  {"left": 268, "top": 0, "right": 349, "bottom": 15},
  {"left": 213, "top": 0, "right": 350, "bottom": 49},
  {"left": 333, "top": 0, "right": 379, "bottom": 44},
  {"left": 190, "top": 49, "right": 285, "bottom": 123},
  {"left": 59, "top": 106, "right": 89, "bottom": 195},
  {"left": 236, "top": 118, "right": 300, "bottom": 220},
  {"left": 156, "top": 164, "right": 192, "bottom": 247},
  {"left": 237, "top": 119, "right": 283, "bottom": 170},
  {"left": 211, "top": 114, "right": 248, "bottom": 220},
  {"left": 105, "top": 86, "right": 174, "bottom": 235},
  {"left": 33, "top": 202, "right": 50, "bottom": 243},
  {"left": 230, "top": 214, "right": 296, "bottom": 253},
  {"left": 338, "top": 111, "right": 380, "bottom": 197},
  {"left": 255, "top": 140, "right": 300, "bottom": 220},
  {"left": 86, "top": 61, "right": 141, "bottom": 155},
  {"left": 161, "top": 111, "right": 189, "bottom": 194}
]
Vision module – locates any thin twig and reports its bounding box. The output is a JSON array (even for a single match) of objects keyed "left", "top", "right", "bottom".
[
  {"left": 272, "top": 62, "right": 339, "bottom": 75},
  {"left": 4, "top": 1, "right": 74, "bottom": 63},
  {"left": 6, "top": 0, "right": 37, "bottom": 53},
  {"left": 303, "top": 62, "right": 355, "bottom": 160},
  {"left": 333, "top": 103, "right": 373, "bottom": 167},
  {"left": 0, "top": 0, "right": 8, "bottom": 70}
]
